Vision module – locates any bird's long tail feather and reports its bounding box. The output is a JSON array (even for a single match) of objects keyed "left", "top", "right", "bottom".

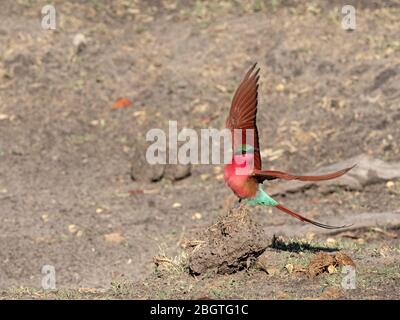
[
  {"left": 275, "top": 204, "right": 350, "bottom": 230},
  {"left": 254, "top": 164, "right": 356, "bottom": 181}
]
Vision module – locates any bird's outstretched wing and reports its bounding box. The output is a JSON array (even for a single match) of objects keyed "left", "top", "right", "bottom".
[
  {"left": 226, "top": 63, "right": 262, "bottom": 170},
  {"left": 275, "top": 204, "right": 350, "bottom": 229},
  {"left": 253, "top": 165, "right": 356, "bottom": 182}
]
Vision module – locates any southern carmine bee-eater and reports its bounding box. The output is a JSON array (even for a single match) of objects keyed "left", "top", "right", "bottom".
[{"left": 224, "top": 63, "right": 355, "bottom": 229}]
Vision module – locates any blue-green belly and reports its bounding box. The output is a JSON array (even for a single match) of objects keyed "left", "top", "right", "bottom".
[{"left": 244, "top": 184, "right": 278, "bottom": 206}]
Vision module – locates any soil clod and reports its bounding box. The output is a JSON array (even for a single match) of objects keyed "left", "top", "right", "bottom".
[
  {"left": 188, "top": 205, "right": 268, "bottom": 275},
  {"left": 307, "top": 252, "right": 355, "bottom": 278}
]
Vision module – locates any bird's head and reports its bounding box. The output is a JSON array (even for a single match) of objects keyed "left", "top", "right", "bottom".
[{"left": 232, "top": 144, "right": 255, "bottom": 174}]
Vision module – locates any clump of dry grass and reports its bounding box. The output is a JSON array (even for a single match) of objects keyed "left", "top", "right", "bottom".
[
  {"left": 153, "top": 245, "right": 189, "bottom": 275},
  {"left": 110, "top": 275, "right": 134, "bottom": 296}
]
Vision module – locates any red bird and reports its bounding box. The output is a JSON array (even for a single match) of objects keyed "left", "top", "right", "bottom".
[{"left": 224, "top": 63, "right": 355, "bottom": 229}]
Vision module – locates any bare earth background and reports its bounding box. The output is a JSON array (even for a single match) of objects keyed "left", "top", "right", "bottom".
[{"left": 0, "top": 0, "right": 399, "bottom": 299}]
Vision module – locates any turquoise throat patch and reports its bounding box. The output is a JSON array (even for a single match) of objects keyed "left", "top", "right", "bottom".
[{"left": 245, "top": 184, "right": 278, "bottom": 206}]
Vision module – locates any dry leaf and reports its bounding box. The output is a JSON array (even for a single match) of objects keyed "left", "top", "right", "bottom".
[{"left": 112, "top": 98, "right": 132, "bottom": 110}]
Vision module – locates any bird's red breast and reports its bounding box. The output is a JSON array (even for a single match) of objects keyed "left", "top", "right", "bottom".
[{"left": 224, "top": 154, "right": 257, "bottom": 198}]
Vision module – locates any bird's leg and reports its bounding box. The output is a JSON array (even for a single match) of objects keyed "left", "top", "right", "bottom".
[{"left": 232, "top": 198, "right": 243, "bottom": 210}]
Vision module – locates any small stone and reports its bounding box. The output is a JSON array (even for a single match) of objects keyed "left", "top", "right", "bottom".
[
  {"left": 386, "top": 181, "right": 394, "bottom": 188},
  {"left": 275, "top": 83, "right": 285, "bottom": 92},
  {"left": 192, "top": 212, "right": 202, "bottom": 220},
  {"left": 172, "top": 202, "right": 182, "bottom": 208},
  {"left": 123, "top": 145, "right": 130, "bottom": 153},
  {"left": 215, "top": 174, "right": 224, "bottom": 181},
  {"left": 326, "top": 238, "right": 337, "bottom": 246},
  {"left": 213, "top": 166, "right": 222, "bottom": 174},
  {"left": 165, "top": 164, "right": 191, "bottom": 181},
  {"left": 73, "top": 33, "right": 87, "bottom": 53},
  {"left": 68, "top": 224, "right": 78, "bottom": 234},
  {"left": 76, "top": 230, "right": 84, "bottom": 237},
  {"left": 0, "top": 114, "right": 9, "bottom": 120},
  {"left": 104, "top": 232, "right": 124, "bottom": 244},
  {"left": 357, "top": 238, "right": 365, "bottom": 245},
  {"left": 194, "top": 103, "right": 209, "bottom": 113},
  {"left": 96, "top": 207, "right": 104, "bottom": 214},
  {"left": 41, "top": 214, "right": 49, "bottom": 222},
  {"left": 216, "top": 84, "right": 228, "bottom": 93},
  {"left": 216, "top": 84, "right": 227, "bottom": 93},
  {"left": 133, "top": 110, "right": 146, "bottom": 117}
]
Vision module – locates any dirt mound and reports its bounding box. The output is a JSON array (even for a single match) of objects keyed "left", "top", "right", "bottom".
[
  {"left": 188, "top": 205, "right": 268, "bottom": 275},
  {"left": 307, "top": 252, "right": 356, "bottom": 278}
]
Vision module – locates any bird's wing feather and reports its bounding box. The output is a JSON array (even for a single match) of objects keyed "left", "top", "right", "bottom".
[
  {"left": 252, "top": 165, "right": 356, "bottom": 183},
  {"left": 226, "top": 63, "right": 262, "bottom": 170}
]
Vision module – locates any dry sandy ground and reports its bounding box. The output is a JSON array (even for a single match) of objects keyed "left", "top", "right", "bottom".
[{"left": 0, "top": 0, "right": 399, "bottom": 299}]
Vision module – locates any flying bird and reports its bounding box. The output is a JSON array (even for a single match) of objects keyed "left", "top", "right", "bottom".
[{"left": 224, "top": 63, "right": 355, "bottom": 229}]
